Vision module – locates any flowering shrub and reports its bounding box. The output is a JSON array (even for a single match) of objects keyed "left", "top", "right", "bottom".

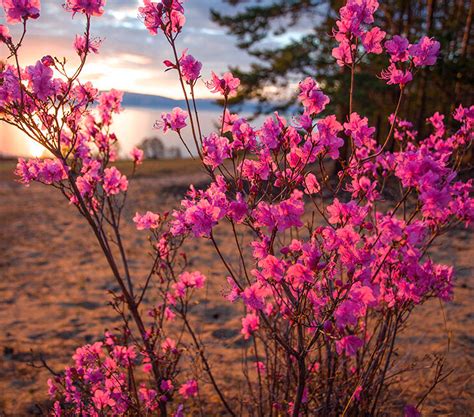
[{"left": 1, "top": 0, "right": 473, "bottom": 416}]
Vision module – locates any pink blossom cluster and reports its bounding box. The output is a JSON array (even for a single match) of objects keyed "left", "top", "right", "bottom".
[
  {"left": 332, "top": 0, "right": 384, "bottom": 66},
  {"left": 1, "top": 0, "right": 40, "bottom": 24},
  {"left": 155, "top": 107, "right": 188, "bottom": 133},
  {"left": 1, "top": 48, "right": 128, "bottom": 207},
  {"left": 48, "top": 334, "right": 195, "bottom": 416},
  {"left": 15, "top": 158, "right": 69, "bottom": 185},
  {"left": 331, "top": 0, "right": 440, "bottom": 88},
  {"left": 164, "top": 50, "right": 203, "bottom": 85},
  {"left": 64, "top": 0, "right": 106, "bottom": 17},
  {"left": 206, "top": 71, "right": 240, "bottom": 98},
  {"left": 381, "top": 35, "right": 440, "bottom": 87},
  {"left": 138, "top": 0, "right": 185, "bottom": 36}
]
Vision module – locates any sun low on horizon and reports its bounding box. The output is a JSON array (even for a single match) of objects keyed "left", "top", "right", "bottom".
[{"left": 0, "top": 0, "right": 249, "bottom": 100}]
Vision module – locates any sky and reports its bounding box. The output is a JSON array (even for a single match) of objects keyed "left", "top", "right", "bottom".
[{"left": 0, "top": 0, "right": 259, "bottom": 99}]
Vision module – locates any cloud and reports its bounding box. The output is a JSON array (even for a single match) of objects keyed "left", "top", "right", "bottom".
[{"left": 0, "top": 0, "right": 253, "bottom": 98}]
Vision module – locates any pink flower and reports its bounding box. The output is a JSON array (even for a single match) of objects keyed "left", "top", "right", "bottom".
[
  {"left": 138, "top": 386, "right": 158, "bottom": 411},
  {"left": 380, "top": 63, "right": 412, "bottom": 87},
  {"left": 26, "top": 60, "right": 54, "bottom": 101},
  {"left": 258, "top": 254, "right": 285, "bottom": 282},
  {"left": 0, "top": 25, "right": 12, "bottom": 43},
  {"left": 139, "top": 0, "right": 185, "bottom": 35},
  {"left": 1, "top": 0, "right": 40, "bottom": 24},
  {"left": 138, "top": 0, "right": 163, "bottom": 35},
  {"left": 103, "top": 167, "right": 128, "bottom": 195},
  {"left": 133, "top": 211, "right": 160, "bottom": 230},
  {"left": 385, "top": 35, "right": 410, "bottom": 62},
  {"left": 332, "top": 39, "right": 353, "bottom": 67},
  {"left": 92, "top": 389, "right": 115, "bottom": 409},
  {"left": 112, "top": 345, "right": 136, "bottom": 366},
  {"left": 73, "top": 34, "right": 101, "bottom": 57},
  {"left": 155, "top": 107, "right": 188, "bottom": 133},
  {"left": 228, "top": 193, "right": 248, "bottom": 223},
  {"left": 47, "top": 378, "right": 57, "bottom": 397},
  {"left": 170, "top": 9, "right": 185, "bottom": 33},
  {"left": 97, "top": 89, "right": 123, "bottom": 124},
  {"left": 178, "top": 271, "right": 206, "bottom": 290},
  {"left": 361, "top": 27, "right": 386, "bottom": 54},
  {"left": 241, "top": 312, "right": 260, "bottom": 339},
  {"left": 180, "top": 51, "right": 202, "bottom": 83},
  {"left": 304, "top": 173, "right": 320, "bottom": 195},
  {"left": 255, "top": 361, "right": 266, "bottom": 373},
  {"left": 161, "top": 337, "right": 177, "bottom": 353},
  {"left": 286, "top": 263, "right": 314, "bottom": 287},
  {"left": 278, "top": 191, "right": 305, "bottom": 230},
  {"left": 207, "top": 71, "right": 240, "bottom": 97},
  {"left": 130, "top": 147, "right": 144, "bottom": 165},
  {"left": 298, "top": 77, "right": 330, "bottom": 116},
  {"left": 178, "top": 379, "right": 198, "bottom": 399},
  {"left": 15, "top": 158, "right": 69, "bottom": 185},
  {"left": 335, "top": 335, "right": 363, "bottom": 357},
  {"left": 409, "top": 36, "right": 440, "bottom": 67},
  {"left": 41, "top": 55, "right": 54, "bottom": 67},
  {"left": 173, "top": 271, "right": 206, "bottom": 297},
  {"left": 202, "top": 133, "right": 231, "bottom": 170},
  {"left": 241, "top": 283, "right": 266, "bottom": 310},
  {"left": 64, "top": 0, "right": 105, "bottom": 16},
  {"left": 312, "top": 115, "right": 344, "bottom": 159},
  {"left": 160, "top": 379, "right": 174, "bottom": 392},
  {"left": 333, "top": 0, "right": 379, "bottom": 41}
]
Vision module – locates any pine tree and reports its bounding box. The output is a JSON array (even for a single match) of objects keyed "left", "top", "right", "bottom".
[{"left": 212, "top": 0, "right": 473, "bottom": 139}]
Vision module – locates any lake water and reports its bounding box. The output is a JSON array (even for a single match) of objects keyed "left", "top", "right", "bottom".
[{"left": 0, "top": 106, "right": 228, "bottom": 159}]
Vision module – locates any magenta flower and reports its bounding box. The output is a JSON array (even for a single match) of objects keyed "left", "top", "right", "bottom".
[
  {"left": 361, "top": 26, "right": 386, "bottom": 54},
  {"left": 138, "top": 0, "right": 163, "bottom": 35},
  {"left": 207, "top": 71, "right": 240, "bottom": 97},
  {"left": 409, "top": 36, "right": 440, "bottom": 67},
  {"left": 138, "top": 0, "right": 185, "bottom": 35},
  {"left": 312, "top": 115, "right": 344, "bottom": 159},
  {"left": 178, "top": 379, "right": 198, "bottom": 399},
  {"left": 335, "top": 335, "right": 364, "bottom": 357},
  {"left": 160, "top": 379, "right": 174, "bottom": 392},
  {"left": 332, "top": 39, "right": 353, "bottom": 67},
  {"left": 103, "top": 167, "right": 128, "bottom": 196},
  {"left": 64, "top": 0, "right": 105, "bottom": 17},
  {"left": 130, "top": 147, "right": 144, "bottom": 165},
  {"left": 15, "top": 158, "right": 69, "bottom": 185},
  {"left": 133, "top": 211, "right": 160, "bottom": 230},
  {"left": 298, "top": 77, "right": 330, "bottom": 116},
  {"left": 1, "top": 0, "right": 40, "bottom": 24},
  {"left": 304, "top": 173, "right": 320, "bottom": 195},
  {"left": 0, "top": 25, "right": 12, "bottom": 43},
  {"left": 202, "top": 132, "right": 231, "bottom": 170},
  {"left": 138, "top": 386, "right": 158, "bottom": 411},
  {"left": 25, "top": 60, "right": 55, "bottom": 101},
  {"left": 286, "top": 263, "right": 314, "bottom": 287},
  {"left": 241, "top": 283, "right": 267, "bottom": 310},
  {"left": 73, "top": 34, "right": 101, "bottom": 57},
  {"left": 179, "top": 51, "right": 202, "bottom": 84},
  {"left": 92, "top": 389, "right": 116, "bottom": 409},
  {"left": 155, "top": 107, "right": 188, "bottom": 133},
  {"left": 169, "top": 8, "right": 185, "bottom": 33},
  {"left": 241, "top": 312, "right": 260, "bottom": 339},
  {"left": 385, "top": 35, "right": 410, "bottom": 62},
  {"left": 177, "top": 271, "right": 206, "bottom": 290},
  {"left": 380, "top": 63, "right": 412, "bottom": 87}
]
